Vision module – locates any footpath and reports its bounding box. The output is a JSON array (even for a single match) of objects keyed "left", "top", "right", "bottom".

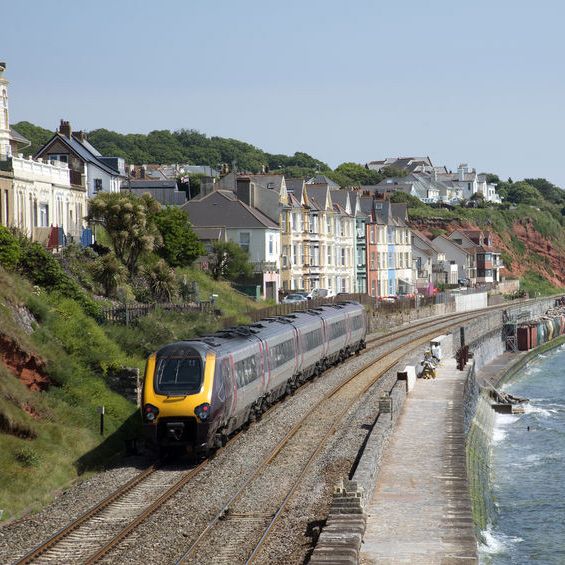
[{"left": 359, "top": 357, "right": 477, "bottom": 564}]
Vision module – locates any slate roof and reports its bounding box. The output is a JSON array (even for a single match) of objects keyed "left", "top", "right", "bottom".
[
  {"left": 330, "top": 190, "right": 349, "bottom": 210},
  {"left": 37, "top": 133, "right": 126, "bottom": 178},
  {"left": 285, "top": 177, "right": 305, "bottom": 195},
  {"left": 181, "top": 190, "right": 279, "bottom": 229},
  {"left": 304, "top": 185, "right": 330, "bottom": 210},
  {"left": 306, "top": 175, "right": 340, "bottom": 189},
  {"left": 9, "top": 127, "right": 30, "bottom": 146}
]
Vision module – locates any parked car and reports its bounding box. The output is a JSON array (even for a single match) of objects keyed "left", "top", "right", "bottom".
[
  {"left": 282, "top": 293, "right": 308, "bottom": 304},
  {"left": 307, "top": 288, "right": 335, "bottom": 300}
]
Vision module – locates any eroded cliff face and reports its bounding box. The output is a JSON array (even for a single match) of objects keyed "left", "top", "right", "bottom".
[
  {"left": 408, "top": 217, "right": 565, "bottom": 287},
  {"left": 0, "top": 334, "right": 51, "bottom": 392}
]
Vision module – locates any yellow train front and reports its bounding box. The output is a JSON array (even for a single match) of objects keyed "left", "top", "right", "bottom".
[{"left": 141, "top": 341, "right": 223, "bottom": 454}]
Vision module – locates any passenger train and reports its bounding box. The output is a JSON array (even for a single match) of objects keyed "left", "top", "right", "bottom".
[{"left": 141, "top": 301, "right": 367, "bottom": 454}]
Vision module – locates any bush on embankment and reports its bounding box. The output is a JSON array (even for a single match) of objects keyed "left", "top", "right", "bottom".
[{"left": 0, "top": 268, "right": 138, "bottom": 521}]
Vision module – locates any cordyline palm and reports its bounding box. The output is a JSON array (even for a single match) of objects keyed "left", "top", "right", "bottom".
[{"left": 87, "top": 193, "right": 162, "bottom": 274}]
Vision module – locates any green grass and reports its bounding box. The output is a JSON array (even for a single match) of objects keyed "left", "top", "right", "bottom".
[
  {"left": 520, "top": 270, "right": 564, "bottom": 297},
  {"left": 0, "top": 269, "right": 138, "bottom": 521}
]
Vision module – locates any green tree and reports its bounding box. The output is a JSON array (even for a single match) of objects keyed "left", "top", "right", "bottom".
[
  {"left": 504, "top": 181, "right": 542, "bottom": 205},
  {"left": 87, "top": 193, "right": 162, "bottom": 274},
  {"left": 209, "top": 241, "right": 253, "bottom": 281},
  {"left": 153, "top": 206, "right": 204, "bottom": 267},
  {"left": 143, "top": 259, "right": 178, "bottom": 302},
  {"left": 0, "top": 226, "right": 21, "bottom": 269},
  {"left": 92, "top": 252, "right": 128, "bottom": 297}
]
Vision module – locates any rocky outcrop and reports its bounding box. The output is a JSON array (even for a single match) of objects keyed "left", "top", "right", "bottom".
[{"left": 0, "top": 334, "right": 51, "bottom": 391}]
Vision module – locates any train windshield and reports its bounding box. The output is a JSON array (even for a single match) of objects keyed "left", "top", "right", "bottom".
[{"left": 154, "top": 357, "right": 203, "bottom": 395}]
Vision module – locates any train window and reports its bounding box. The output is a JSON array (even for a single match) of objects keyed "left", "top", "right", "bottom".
[
  {"left": 304, "top": 328, "right": 322, "bottom": 350},
  {"left": 329, "top": 320, "right": 346, "bottom": 340},
  {"left": 235, "top": 354, "right": 260, "bottom": 389},
  {"left": 351, "top": 315, "right": 364, "bottom": 330},
  {"left": 155, "top": 357, "right": 203, "bottom": 395},
  {"left": 270, "top": 338, "right": 295, "bottom": 368}
]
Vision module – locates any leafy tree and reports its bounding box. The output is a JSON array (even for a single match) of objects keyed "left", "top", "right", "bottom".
[
  {"left": 0, "top": 226, "right": 21, "bottom": 269},
  {"left": 153, "top": 206, "right": 204, "bottom": 267},
  {"left": 92, "top": 252, "right": 128, "bottom": 297},
  {"left": 503, "top": 181, "right": 542, "bottom": 205},
  {"left": 524, "top": 178, "right": 565, "bottom": 205},
  {"left": 143, "top": 259, "right": 178, "bottom": 302},
  {"left": 208, "top": 241, "right": 252, "bottom": 281},
  {"left": 87, "top": 193, "right": 162, "bottom": 274}
]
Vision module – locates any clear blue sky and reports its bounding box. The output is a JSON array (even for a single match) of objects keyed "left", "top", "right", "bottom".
[{"left": 3, "top": 0, "right": 565, "bottom": 185}]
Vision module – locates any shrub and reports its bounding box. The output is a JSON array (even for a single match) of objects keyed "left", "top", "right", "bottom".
[
  {"left": 143, "top": 260, "right": 178, "bottom": 302},
  {"left": 17, "top": 242, "right": 101, "bottom": 319},
  {"left": 15, "top": 446, "right": 40, "bottom": 467},
  {"left": 0, "top": 226, "right": 21, "bottom": 270},
  {"left": 92, "top": 253, "right": 128, "bottom": 297}
]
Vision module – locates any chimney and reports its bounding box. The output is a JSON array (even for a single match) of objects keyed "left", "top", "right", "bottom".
[
  {"left": 59, "top": 120, "right": 72, "bottom": 138},
  {"left": 458, "top": 163, "right": 467, "bottom": 182},
  {"left": 236, "top": 177, "right": 253, "bottom": 206},
  {"left": 73, "top": 130, "right": 87, "bottom": 143}
]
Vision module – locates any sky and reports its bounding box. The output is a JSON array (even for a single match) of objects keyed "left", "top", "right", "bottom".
[{"left": 3, "top": 0, "right": 565, "bottom": 186}]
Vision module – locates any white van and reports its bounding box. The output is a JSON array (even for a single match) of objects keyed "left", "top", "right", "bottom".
[{"left": 307, "top": 288, "right": 335, "bottom": 300}]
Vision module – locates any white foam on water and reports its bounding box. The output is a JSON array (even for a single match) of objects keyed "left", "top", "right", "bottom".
[
  {"left": 479, "top": 526, "right": 524, "bottom": 556},
  {"left": 492, "top": 412, "right": 520, "bottom": 444},
  {"left": 522, "top": 403, "right": 554, "bottom": 417}
]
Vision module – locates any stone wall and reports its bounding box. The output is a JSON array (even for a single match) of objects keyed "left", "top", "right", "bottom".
[
  {"left": 310, "top": 379, "right": 408, "bottom": 564},
  {"left": 106, "top": 367, "right": 140, "bottom": 405}
]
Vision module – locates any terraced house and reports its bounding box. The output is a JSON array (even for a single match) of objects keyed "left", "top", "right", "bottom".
[{"left": 365, "top": 201, "right": 413, "bottom": 297}]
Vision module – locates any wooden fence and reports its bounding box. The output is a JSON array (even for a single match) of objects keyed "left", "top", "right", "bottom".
[
  {"left": 101, "top": 301, "right": 216, "bottom": 325},
  {"left": 101, "top": 292, "right": 454, "bottom": 326},
  {"left": 245, "top": 292, "right": 451, "bottom": 323}
]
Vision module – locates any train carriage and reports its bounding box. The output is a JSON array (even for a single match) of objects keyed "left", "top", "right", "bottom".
[{"left": 142, "top": 302, "right": 367, "bottom": 455}]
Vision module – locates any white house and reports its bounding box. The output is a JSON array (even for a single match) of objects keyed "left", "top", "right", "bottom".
[{"left": 182, "top": 190, "right": 281, "bottom": 301}]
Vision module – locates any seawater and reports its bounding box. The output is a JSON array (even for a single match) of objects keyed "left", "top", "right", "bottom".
[{"left": 480, "top": 344, "right": 565, "bottom": 564}]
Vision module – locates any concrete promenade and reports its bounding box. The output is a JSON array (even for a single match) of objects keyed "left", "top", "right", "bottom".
[{"left": 360, "top": 358, "right": 477, "bottom": 564}]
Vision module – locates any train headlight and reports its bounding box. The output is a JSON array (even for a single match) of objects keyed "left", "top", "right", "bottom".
[
  {"left": 195, "top": 403, "right": 211, "bottom": 421},
  {"left": 144, "top": 404, "right": 159, "bottom": 423}
]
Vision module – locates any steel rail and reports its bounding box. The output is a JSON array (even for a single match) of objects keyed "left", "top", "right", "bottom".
[
  {"left": 14, "top": 464, "right": 159, "bottom": 564},
  {"left": 176, "top": 310, "right": 485, "bottom": 564}
]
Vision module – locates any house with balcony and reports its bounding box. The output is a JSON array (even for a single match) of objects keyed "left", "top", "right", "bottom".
[
  {"left": 0, "top": 63, "right": 87, "bottom": 244},
  {"left": 306, "top": 185, "right": 356, "bottom": 294},
  {"left": 280, "top": 178, "right": 309, "bottom": 291},
  {"left": 36, "top": 120, "right": 126, "bottom": 198},
  {"left": 364, "top": 199, "right": 413, "bottom": 297},
  {"left": 411, "top": 230, "right": 458, "bottom": 293},
  {"left": 330, "top": 190, "right": 356, "bottom": 293},
  {"left": 431, "top": 235, "right": 476, "bottom": 285},
  {"left": 181, "top": 190, "right": 280, "bottom": 301},
  {"left": 448, "top": 229, "right": 503, "bottom": 284}
]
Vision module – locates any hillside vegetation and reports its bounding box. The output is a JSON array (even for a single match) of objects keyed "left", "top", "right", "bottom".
[{"left": 12, "top": 121, "right": 405, "bottom": 186}]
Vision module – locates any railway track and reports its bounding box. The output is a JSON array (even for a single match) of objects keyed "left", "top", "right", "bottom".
[
  {"left": 14, "top": 299, "right": 525, "bottom": 564},
  {"left": 175, "top": 310, "right": 495, "bottom": 564}
]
